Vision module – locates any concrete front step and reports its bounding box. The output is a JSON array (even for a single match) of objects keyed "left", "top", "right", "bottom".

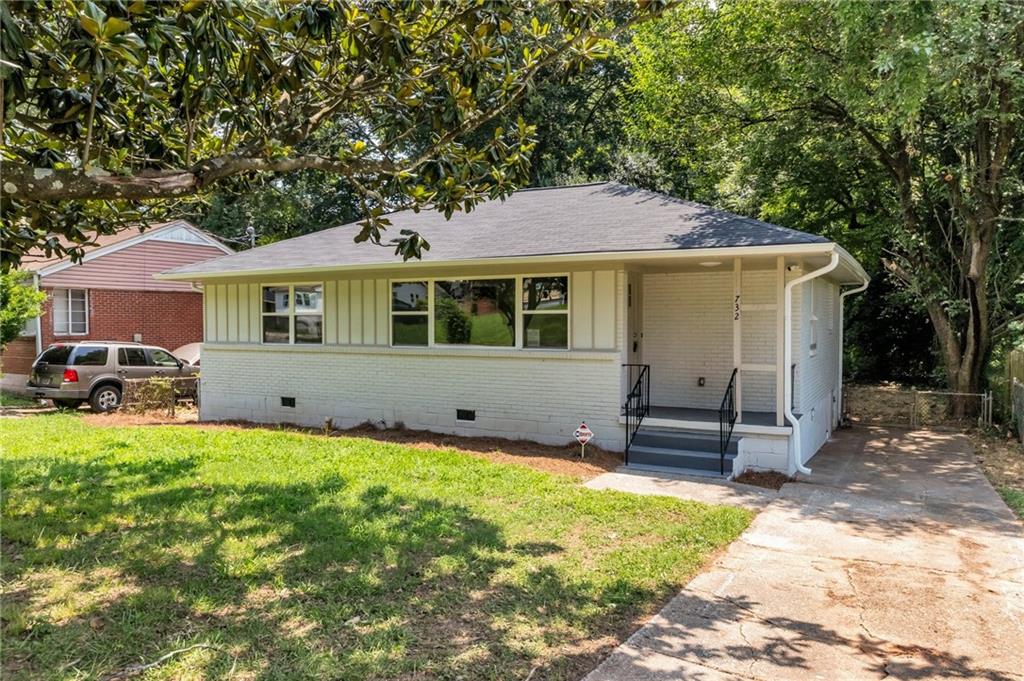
[
  {"left": 633, "top": 428, "right": 738, "bottom": 455},
  {"left": 622, "top": 463, "right": 730, "bottom": 479},
  {"left": 627, "top": 445, "right": 736, "bottom": 474}
]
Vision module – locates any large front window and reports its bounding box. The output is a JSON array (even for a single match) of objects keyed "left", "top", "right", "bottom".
[
  {"left": 53, "top": 289, "right": 87, "bottom": 335},
  {"left": 262, "top": 284, "right": 323, "bottom": 344},
  {"left": 434, "top": 279, "right": 515, "bottom": 347}
]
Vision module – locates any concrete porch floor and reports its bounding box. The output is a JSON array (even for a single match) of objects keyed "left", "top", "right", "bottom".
[
  {"left": 647, "top": 406, "right": 779, "bottom": 427},
  {"left": 585, "top": 426, "right": 1024, "bottom": 680}
]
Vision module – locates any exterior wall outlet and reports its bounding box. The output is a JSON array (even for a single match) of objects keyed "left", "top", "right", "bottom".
[{"left": 698, "top": 377, "right": 706, "bottom": 387}]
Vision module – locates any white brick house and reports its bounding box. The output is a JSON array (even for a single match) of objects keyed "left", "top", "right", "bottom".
[{"left": 159, "top": 183, "right": 868, "bottom": 478}]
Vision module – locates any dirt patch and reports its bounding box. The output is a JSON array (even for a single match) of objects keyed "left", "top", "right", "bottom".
[
  {"left": 78, "top": 411, "right": 622, "bottom": 481},
  {"left": 733, "top": 470, "right": 793, "bottom": 490},
  {"left": 81, "top": 407, "right": 199, "bottom": 427},
  {"left": 972, "top": 432, "right": 1024, "bottom": 489}
]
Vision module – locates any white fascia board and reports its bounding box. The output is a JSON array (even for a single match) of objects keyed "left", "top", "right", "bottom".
[
  {"left": 37, "top": 220, "right": 232, "bottom": 279},
  {"left": 155, "top": 242, "right": 840, "bottom": 281}
]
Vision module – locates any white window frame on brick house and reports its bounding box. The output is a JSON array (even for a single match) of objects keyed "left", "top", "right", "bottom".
[
  {"left": 260, "top": 283, "right": 324, "bottom": 345},
  {"left": 52, "top": 288, "right": 88, "bottom": 336},
  {"left": 388, "top": 273, "right": 571, "bottom": 351}
]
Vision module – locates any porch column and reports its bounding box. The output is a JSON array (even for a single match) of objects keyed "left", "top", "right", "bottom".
[
  {"left": 733, "top": 257, "right": 742, "bottom": 421},
  {"left": 775, "top": 255, "right": 786, "bottom": 426}
]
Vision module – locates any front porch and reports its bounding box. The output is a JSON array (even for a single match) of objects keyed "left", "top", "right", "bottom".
[{"left": 619, "top": 253, "right": 818, "bottom": 477}]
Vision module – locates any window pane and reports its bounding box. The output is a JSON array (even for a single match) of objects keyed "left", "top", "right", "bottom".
[
  {"left": 263, "top": 286, "right": 290, "bottom": 313},
  {"left": 523, "top": 314, "right": 569, "bottom": 349},
  {"left": 38, "top": 346, "right": 73, "bottom": 364},
  {"left": 149, "top": 349, "right": 180, "bottom": 367},
  {"left": 295, "top": 315, "right": 323, "bottom": 344},
  {"left": 434, "top": 280, "right": 514, "bottom": 346},
  {"left": 118, "top": 347, "right": 148, "bottom": 366},
  {"left": 294, "top": 285, "right": 322, "bottom": 313},
  {"left": 70, "top": 289, "right": 86, "bottom": 305},
  {"left": 392, "top": 282, "right": 428, "bottom": 311},
  {"left": 523, "top": 277, "right": 568, "bottom": 311},
  {"left": 263, "top": 315, "right": 290, "bottom": 343},
  {"left": 392, "top": 315, "right": 428, "bottom": 346},
  {"left": 71, "top": 346, "right": 108, "bottom": 366},
  {"left": 53, "top": 290, "right": 69, "bottom": 334}
]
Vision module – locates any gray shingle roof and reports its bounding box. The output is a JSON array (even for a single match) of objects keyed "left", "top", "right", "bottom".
[{"left": 163, "top": 182, "right": 830, "bottom": 277}]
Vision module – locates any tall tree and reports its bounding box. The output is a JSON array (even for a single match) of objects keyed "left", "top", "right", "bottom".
[
  {"left": 1, "top": 0, "right": 667, "bottom": 268},
  {"left": 626, "top": 0, "right": 1024, "bottom": 403}
]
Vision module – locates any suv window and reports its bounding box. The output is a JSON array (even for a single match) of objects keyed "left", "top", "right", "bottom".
[
  {"left": 37, "top": 346, "right": 74, "bottom": 365},
  {"left": 118, "top": 347, "right": 148, "bottom": 366},
  {"left": 148, "top": 349, "right": 179, "bottom": 367},
  {"left": 70, "top": 346, "right": 109, "bottom": 366}
]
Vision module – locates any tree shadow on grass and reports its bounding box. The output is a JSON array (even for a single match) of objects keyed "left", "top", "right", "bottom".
[{"left": 4, "top": 454, "right": 662, "bottom": 680}]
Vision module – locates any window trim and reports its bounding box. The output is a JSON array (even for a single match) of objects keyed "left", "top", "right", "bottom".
[
  {"left": 521, "top": 275, "right": 571, "bottom": 350},
  {"left": 389, "top": 279, "right": 431, "bottom": 347},
  {"left": 388, "top": 273, "right": 571, "bottom": 351},
  {"left": 52, "top": 288, "right": 89, "bottom": 336},
  {"left": 260, "top": 282, "right": 324, "bottom": 346}
]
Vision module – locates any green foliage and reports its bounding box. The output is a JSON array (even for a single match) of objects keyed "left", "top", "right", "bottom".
[
  {"left": 435, "top": 296, "right": 473, "bottom": 344},
  {"left": 624, "top": 0, "right": 1024, "bottom": 394},
  {"left": 2, "top": 414, "right": 750, "bottom": 679},
  {"left": 1, "top": 1, "right": 669, "bottom": 269},
  {"left": 0, "top": 271, "right": 45, "bottom": 348}
]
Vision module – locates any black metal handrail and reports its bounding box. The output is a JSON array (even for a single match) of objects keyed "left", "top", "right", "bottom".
[
  {"left": 719, "top": 368, "right": 739, "bottom": 475},
  {"left": 623, "top": 364, "right": 650, "bottom": 465}
]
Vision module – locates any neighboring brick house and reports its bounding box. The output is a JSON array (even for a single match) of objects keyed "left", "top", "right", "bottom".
[{"left": 1, "top": 220, "right": 232, "bottom": 391}]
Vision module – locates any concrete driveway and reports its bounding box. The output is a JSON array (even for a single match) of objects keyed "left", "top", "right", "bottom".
[{"left": 586, "top": 427, "right": 1024, "bottom": 680}]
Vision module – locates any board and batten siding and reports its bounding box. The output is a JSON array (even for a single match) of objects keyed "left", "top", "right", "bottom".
[{"left": 202, "top": 269, "right": 620, "bottom": 351}]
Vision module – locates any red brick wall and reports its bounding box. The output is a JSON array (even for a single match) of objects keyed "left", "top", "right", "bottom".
[{"left": 1, "top": 288, "right": 203, "bottom": 376}]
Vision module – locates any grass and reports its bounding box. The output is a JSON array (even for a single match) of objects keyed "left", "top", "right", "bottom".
[
  {"left": 999, "top": 488, "right": 1024, "bottom": 519},
  {"left": 0, "top": 391, "right": 40, "bottom": 408},
  {"left": 1, "top": 414, "right": 750, "bottom": 680}
]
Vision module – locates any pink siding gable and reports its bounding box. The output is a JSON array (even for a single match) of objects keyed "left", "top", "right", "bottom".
[{"left": 42, "top": 240, "right": 227, "bottom": 291}]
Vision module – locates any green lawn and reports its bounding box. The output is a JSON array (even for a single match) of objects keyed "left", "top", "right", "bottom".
[
  {"left": 1, "top": 414, "right": 750, "bottom": 680},
  {"left": 0, "top": 391, "right": 40, "bottom": 408}
]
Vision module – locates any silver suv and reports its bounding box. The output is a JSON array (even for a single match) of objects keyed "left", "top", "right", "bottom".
[{"left": 28, "top": 342, "right": 199, "bottom": 412}]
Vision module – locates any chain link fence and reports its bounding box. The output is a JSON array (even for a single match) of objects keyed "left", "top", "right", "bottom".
[{"left": 845, "top": 384, "right": 994, "bottom": 430}]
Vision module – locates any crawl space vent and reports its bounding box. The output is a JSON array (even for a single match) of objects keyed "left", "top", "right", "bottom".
[
  {"left": 281, "top": 397, "right": 296, "bottom": 408},
  {"left": 456, "top": 409, "right": 476, "bottom": 422}
]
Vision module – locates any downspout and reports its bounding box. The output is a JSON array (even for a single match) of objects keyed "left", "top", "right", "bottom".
[
  {"left": 33, "top": 273, "right": 43, "bottom": 357},
  {"left": 837, "top": 279, "right": 869, "bottom": 427},
  {"left": 784, "top": 251, "right": 839, "bottom": 476}
]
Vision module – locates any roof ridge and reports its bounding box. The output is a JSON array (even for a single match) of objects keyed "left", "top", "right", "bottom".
[{"left": 516, "top": 181, "right": 610, "bottom": 193}]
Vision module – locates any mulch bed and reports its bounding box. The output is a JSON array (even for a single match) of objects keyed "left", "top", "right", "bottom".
[
  {"left": 80, "top": 410, "right": 623, "bottom": 481},
  {"left": 972, "top": 432, "right": 1024, "bottom": 490},
  {"left": 732, "top": 469, "right": 793, "bottom": 490}
]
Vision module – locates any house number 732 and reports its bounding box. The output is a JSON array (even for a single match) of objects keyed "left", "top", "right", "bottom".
[{"left": 734, "top": 295, "right": 741, "bottom": 321}]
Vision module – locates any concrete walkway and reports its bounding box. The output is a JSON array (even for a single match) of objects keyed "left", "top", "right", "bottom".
[
  {"left": 585, "top": 469, "right": 777, "bottom": 511},
  {"left": 586, "top": 427, "right": 1024, "bottom": 681}
]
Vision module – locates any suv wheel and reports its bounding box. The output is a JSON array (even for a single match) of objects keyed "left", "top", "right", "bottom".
[
  {"left": 89, "top": 385, "right": 122, "bottom": 413},
  {"left": 53, "top": 399, "right": 83, "bottom": 410}
]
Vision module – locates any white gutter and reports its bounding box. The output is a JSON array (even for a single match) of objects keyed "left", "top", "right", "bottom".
[
  {"left": 155, "top": 242, "right": 840, "bottom": 281},
  {"left": 784, "top": 251, "right": 839, "bottom": 476},
  {"left": 836, "top": 279, "right": 869, "bottom": 425},
  {"left": 32, "top": 273, "right": 43, "bottom": 357}
]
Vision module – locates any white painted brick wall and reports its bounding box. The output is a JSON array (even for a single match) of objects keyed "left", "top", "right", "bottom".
[
  {"left": 643, "top": 271, "right": 733, "bottom": 409},
  {"left": 199, "top": 345, "right": 626, "bottom": 451}
]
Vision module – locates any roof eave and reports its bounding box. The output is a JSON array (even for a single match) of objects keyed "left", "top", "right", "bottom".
[{"left": 156, "top": 242, "right": 840, "bottom": 281}]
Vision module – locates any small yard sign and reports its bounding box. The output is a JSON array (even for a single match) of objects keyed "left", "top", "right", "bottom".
[{"left": 574, "top": 422, "right": 593, "bottom": 459}]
